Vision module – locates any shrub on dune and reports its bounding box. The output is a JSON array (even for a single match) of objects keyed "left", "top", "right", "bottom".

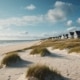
[
  {"left": 1, "top": 52, "right": 21, "bottom": 67},
  {"left": 26, "top": 64, "right": 64, "bottom": 80},
  {"left": 30, "top": 47, "right": 50, "bottom": 56}
]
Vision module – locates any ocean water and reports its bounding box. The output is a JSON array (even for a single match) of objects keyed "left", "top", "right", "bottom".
[{"left": 0, "top": 40, "right": 35, "bottom": 46}]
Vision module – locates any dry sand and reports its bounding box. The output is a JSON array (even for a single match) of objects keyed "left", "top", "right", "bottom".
[
  {"left": 0, "top": 41, "right": 80, "bottom": 80},
  {"left": 0, "top": 41, "right": 40, "bottom": 80}
]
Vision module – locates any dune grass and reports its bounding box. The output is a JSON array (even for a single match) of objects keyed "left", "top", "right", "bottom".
[
  {"left": 1, "top": 52, "right": 21, "bottom": 67},
  {"left": 5, "top": 50, "right": 25, "bottom": 55},
  {"left": 21, "top": 39, "right": 80, "bottom": 54},
  {"left": 41, "top": 39, "right": 80, "bottom": 53},
  {"left": 65, "top": 39, "right": 80, "bottom": 42},
  {"left": 52, "top": 42, "right": 80, "bottom": 50},
  {"left": 30, "top": 47, "right": 50, "bottom": 56},
  {"left": 23, "top": 45, "right": 39, "bottom": 50},
  {"left": 22, "top": 39, "right": 60, "bottom": 51},
  {"left": 20, "top": 39, "right": 80, "bottom": 54},
  {"left": 4, "top": 39, "right": 79, "bottom": 57},
  {"left": 52, "top": 40, "right": 80, "bottom": 53},
  {"left": 69, "top": 46, "right": 80, "bottom": 53},
  {"left": 26, "top": 64, "right": 64, "bottom": 80}
]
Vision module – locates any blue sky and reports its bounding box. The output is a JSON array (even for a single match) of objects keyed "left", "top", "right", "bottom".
[{"left": 0, "top": 0, "right": 80, "bottom": 40}]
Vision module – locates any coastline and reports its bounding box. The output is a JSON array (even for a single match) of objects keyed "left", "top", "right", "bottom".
[
  {"left": 0, "top": 41, "right": 80, "bottom": 80},
  {"left": 0, "top": 40, "right": 40, "bottom": 55},
  {"left": 0, "top": 40, "right": 41, "bottom": 80}
]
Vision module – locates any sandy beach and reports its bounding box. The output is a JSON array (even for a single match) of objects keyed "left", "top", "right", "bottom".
[
  {"left": 0, "top": 41, "right": 40, "bottom": 55},
  {"left": 0, "top": 41, "right": 40, "bottom": 80},
  {"left": 0, "top": 0, "right": 80, "bottom": 80},
  {"left": 0, "top": 41, "right": 80, "bottom": 80}
]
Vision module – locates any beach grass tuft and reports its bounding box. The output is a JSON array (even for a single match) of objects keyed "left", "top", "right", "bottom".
[
  {"left": 1, "top": 52, "right": 21, "bottom": 67},
  {"left": 40, "top": 39, "right": 80, "bottom": 53},
  {"left": 69, "top": 46, "right": 80, "bottom": 53},
  {"left": 26, "top": 64, "right": 64, "bottom": 80},
  {"left": 30, "top": 47, "right": 50, "bottom": 56}
]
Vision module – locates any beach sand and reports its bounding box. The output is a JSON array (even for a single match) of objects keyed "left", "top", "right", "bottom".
[
  {"left": 0, "top": 41, "right": 80, "bottom": 80},
  {"left": 0, "top": 41, "right": 40, "bottom": 80}
]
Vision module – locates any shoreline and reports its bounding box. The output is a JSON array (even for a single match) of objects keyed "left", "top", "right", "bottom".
[
  {"left": 0, "top": 40, "right": 40, "bottom": 55},
  {"left": 0, "top": 40, "right": 38, "bottom": 46},
  {"left": 0, "top": 40, "right": 42, "bottom": 80}
]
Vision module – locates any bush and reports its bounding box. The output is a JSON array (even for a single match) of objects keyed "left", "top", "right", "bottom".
[
  {"left": 1, "top": 52, "right": 21, "bottom": 67},
  {"left": 30, "top": 48, "right": 50, "bottom": 56},
  {"left": 26, "top": 64, "right": 64, "bottom": 80}
]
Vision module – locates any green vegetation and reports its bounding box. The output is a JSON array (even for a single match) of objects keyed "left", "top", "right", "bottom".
[
  {"left": 52, "top": 42, "right": 80, "bottom": 50},
  {"left": 21, "top": 39, "right": 80, "bottom": 54},
  {"left": 30, "top": 47, "right": 50, "bottom": 56},
  {"left": 69, "top": 46, "right": 80, "bottom": 53},
  {"left": 40, "top": 39, "right": 80, "bottom": 53},
  {"left": 1, "top": 52, "right": 21, "bottom": 67},
  {"left": 22, "top": 39, "right": 60, "bottom": 51},
  {"left": 26, "top": 64, "right": 64, "bottom": 80},
  {"left": 23, "top": 45, "right": 39, "bottom": 50},
  {"left": 4, "top": 39, "right": 79, "bottom": 58},
  {"left": 51, "top": 39, "right": 80, "bottom": 53}
]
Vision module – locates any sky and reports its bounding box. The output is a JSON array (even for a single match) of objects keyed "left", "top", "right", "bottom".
[{"left": 0, "top": 0, "right": 80, "bottom": 40}]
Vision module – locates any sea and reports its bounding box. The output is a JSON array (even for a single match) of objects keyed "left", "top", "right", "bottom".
[{"left": 0, "top": 40, "right": 36, "bottom": 46}]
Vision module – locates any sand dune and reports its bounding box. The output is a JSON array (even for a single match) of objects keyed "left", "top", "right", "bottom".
[{"left": 0, "top": 41, "right": 80, "bottom": 80}]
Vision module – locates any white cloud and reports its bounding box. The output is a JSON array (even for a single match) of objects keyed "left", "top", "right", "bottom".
[
  {"left": 0, "top": 30, "right": 52, "bottom": 40},
  {"left": 25, "top": 4, "right": 36, "bottom": 10},
  {"left": 0, "top": 1, "right": 73, "bottom": 29},
  {"left": 55, "top": 1, "right": 73, "bottom": 14},
  {"left": 20, "top": 31, "right": 28, "bottom": 34},
  {"left": 0, "top": 15, "right": 43, "bottom": 28},
  {"left": 0, "top": 31, "right": 36, "bottom": 40},
  {"left": 67, "top": 20, "right": 73, "bottom": 26},
  {"left": 40, "top": 32, "right": 58, "bottom": 38},
  {"left": 67, "top": 26, "right": 77, "bottom": 32},
  {"left": 77, "top": 18, "right": 80, "bottom": 24},
  {"left": 54, "top": 1, "right": 72, "bottom": 9},
  {"left": 46, "top": 1, "right": 73, "bottom": 23},
  {"left": 0, "top": 31, "right": 59, "bottom": 40},
  {"left": 0, "top": 1, "right": 74, "bottom": 40},
  {"left": 46, "top": 8, "right": 66, "bottom": 22}
]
